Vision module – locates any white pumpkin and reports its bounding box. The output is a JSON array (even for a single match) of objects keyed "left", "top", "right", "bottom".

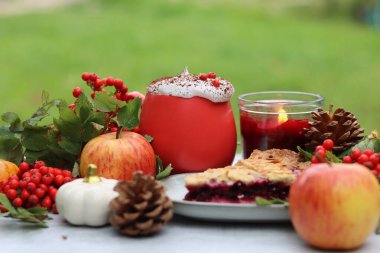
[{"left": 56, "top": 164, "right": 118, "bottom": 227}]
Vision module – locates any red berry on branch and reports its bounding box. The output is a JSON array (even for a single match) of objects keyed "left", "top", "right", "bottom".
[
  {"left": 315, "top": 145, "right": 325, "bottom": 152},
  {"left": 12, "top": 198, "right": 23, "bottom": 208},
  {"left": 311, "top": 156, "right": 320, "bottom": 164},
  {"left": 42, "top": 174, "right": 54, "bottom": 185},
  {"left": 106, "top": 77, "right": 115, "bottom": 86},
  {"left": 8, "top": 175, "right": 19, "bottom": 181},
  {"left": 8, "top": 179, "right": 19, "bottom": 190},
  {"left": 371, "top": 169, "right": 379, "bottom": 177},
  {"left": 72, "top": 87, "right": 82, "bottom": 98},
  {"left": 119, "top": 84, "right": 128, "bottom": 94},
  {"left": 38, "top": 184, "right": 48, "bottom": 192},
  {"left": 19, "top": 162, "right": 29, "bottom": 172},
  {"left": 376, "top": 164, "right": 380, "bottom": 172},
  {"left": 28, "top": 195, "right": 39, "bottom": 206},
  {"left": 63, "top": 177, "right": 72, "bottom": 184},
  {"left": 357, "top": 154, "right": 369, "bottom": 164},
  {"left": 363, "top": 149, "right": 374, "bottom": 157},
  {"left": 199, "top": 73, "right": 207, "bottom": 80},
  {"left": 91, "top": 91, "right": 95, "bottom": 99},
  {"left": 34, "top": 161, "right": 46, "bottom": 169},
  {"left": 6, "top": 189, "right": 17, "bottom": 200},
  {"left": 35, "top": 188, "right": 46, "bottom": 198},
  {"left": 19, "top": 180, "right": 27, "bottom": 189},
  {"left": 110, "top": 127, "right": 118, "bottom": 132},
  {"left": 41, "top": 196, "right": 52, "bottom": 209},
  {"left": 208, "top": 72, "right": 217, "bottom": 79},
  {"left": 68, "top": 104, "right": 76, "bottom": 110},
  {"left": 49, "top": 188, "right": 58, "bottom": 200},
  {"left": 62, "top": 170, "right": 72, "bottom": 178},
  {"left": 39, "top": 166, "right": 48, "bottom": 175},
  {"left": 52, "top": 204, "right": 58, "bottom": 214},
  {"left": 31, "top": 175, "right": 41, "bottom": 185},
  {"left": 81, "top": 72, "right": 91, "bottom": 81},
  {"left": 88, "top": 73, "right": 98, "bottom": 82},
  {"left": 54, "top": 175, "right": 64, "bottom": 187},
  {"left": 315, "top": 149, "right": 326, "bottom": 159},
  {"left": 351, "top": 148, "right": 361, "bottom": 160},
  {"left": 322, "top": 139, "right": 334, "bottom": 150},
  {"left": 342, "top": 156, "right": 353, "bottom": 163},
  {"left": 370, "top": 153, "right": 380, "bottom": 164},
  {"left": 114, "top": 79, "right": 124, "bottom": 89},
  {"left": 212, "top": 79, "right": 220, "bottom": 88},
  {"left": 363, "top": 161, "right": 375, "bottom": 169},
  {"left": 20, "top": 189, "right": 30, "bottom": 200},
  {"left": 26, "top": 182, "right": 36, "bottom": 193}
]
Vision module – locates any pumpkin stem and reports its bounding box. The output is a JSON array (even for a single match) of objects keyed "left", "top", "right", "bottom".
[{"left": 83, "top": 164, "right": 101, "bottom": 183}]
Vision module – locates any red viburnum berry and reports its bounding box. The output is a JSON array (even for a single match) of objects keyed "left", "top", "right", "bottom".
[
  {"left": 8, "top": 179, "right": 19, "bottom": 190},
  {"left": 72, "top": 87, "right": 82, "bottom": 98},
  {"left": 26, "top": 182, "right": 36, "bottom": 193},
  {"left": 311, "top": 156, "right": 320, "bottom": 164},
  {"left": 208, "top": 72, "right": 217, "bottom": 79},
  {"left": 322, "top": 139, "right": 334, "bottom": 150},
  {"left": 42, "top": 174, "right": 54, "bottom": 185},
  {"left": 19, "top": 180, "right": 27, "bottom": 189},
  {"left": 34, "top": 161, "right": 46, "bottom": 169},
  {"left": 6, "top": 189, "right": 17, "bottom": 200},
  {"left": 91, "top": 91, "right": 95, "bottom": 99},
  {"left": 363, "top": 149, "right": 374, "bottom": 157},
  {"left": 119, "top": 84, "right": 128, "bottom": 94},
  {"left": 114, "top": 79, "right": 124, "bottom": 89},
  {"left": 28, "top": 195, "right": 39, "bottom": 206},
  {"left": 212, "top": 79, "right": 220, "bottom": 88},
  {"left": 199, "top": 73, "right": 207, "bottom": 80},
  {"left": 19, "top": 162, "right": 29, "bottom": 172},
  {"left": 106, "top": 77, "right": 115, "bottom": 86},
  {"left": 49, "top": 188, "right": 58, "bottom": 200},
  {"left": 81, "top": 72, "right": 91, "bottom": 81},
  {"left": 357, "top": 154, "right": 369, "bottom": 164},
  {"left": 342, "top": 156, "right": 353, "bottom": 163},
  {"left": 54, "top": 175, "right": 64, "bottom": 187},
  {"left": 370, "top": 153, "right": 380, "bottom": 164},
  {"left": 20, "top": 189, "right": 30, "bottom": 200},
  {"left": 41, "top": 196, "right": 52, "bottom": 209},
  {"left": 12, "top": 198, "right": 23, "bottom": 208},
  {"left": 35, "top": 188, "right": 46, "bottom": 198},
  {"left": 351, "top": 148, "right": 361, "bottom": 160}
]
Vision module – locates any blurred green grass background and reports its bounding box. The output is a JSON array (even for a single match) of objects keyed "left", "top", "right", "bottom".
[{"left": 0, "top": 0, "right": 379, "bottom": 132}]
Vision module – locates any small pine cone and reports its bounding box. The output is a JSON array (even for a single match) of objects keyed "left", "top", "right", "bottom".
[
  {"left": 109, "top": 171, "right": 173, "bottom": 236},
  {"left": 304, "top": 106, "right": 364, "bottom": 153}
]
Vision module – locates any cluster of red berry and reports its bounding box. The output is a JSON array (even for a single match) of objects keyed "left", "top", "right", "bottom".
[
  {"left": 70, "top": 72, "right": 141, "bottom": 133},
  {"left": 199, "top": 72, "right": 220, "bottom": 88},
  {"left": 310, "top": 139, "right": 380, "bottom": 178},
  {"left": 342, "top": 149, "right": 380, "bottom": 177},
  {"left": 0, "top": 161, "right": 73, "bottom": 213},
  {"left": 311, "top": 139, "right": 335, "bottom": 164}
]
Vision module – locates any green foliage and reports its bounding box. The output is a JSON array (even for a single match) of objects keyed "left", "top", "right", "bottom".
[
  {"left": 0, "top": 193, "right": 50, "bottom": 228},
  {"left": 117, "top": 98, "right": 142, "bottom": 130},
  {"left": 156, "top": 156, "right": 173, "bottom": 180},
  {"left": 339, "top": 131, "right": 380, "bottom": 157},
  {"left": 255, "top": 197, "right": 289, "bottom": 207}
]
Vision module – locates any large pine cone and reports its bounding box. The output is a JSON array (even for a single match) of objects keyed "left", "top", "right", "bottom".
[
  {"left": 304, "top": 106, "right": 364, "bottom": 153},
  {"left": 109, "top": 172, "right": 173, "bottom": 236}
]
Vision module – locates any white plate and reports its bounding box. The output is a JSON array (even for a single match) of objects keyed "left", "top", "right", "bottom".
[{"left": 161, "top": 173, "right": 290, "bottom": 222}]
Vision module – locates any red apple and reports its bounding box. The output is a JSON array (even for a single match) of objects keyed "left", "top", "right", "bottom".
[
  {"left": 80, "top": 132, "right": 156, "bottom": 180},
  {"left": 289, "top": 163, "right": 380, "bottom": 250}
]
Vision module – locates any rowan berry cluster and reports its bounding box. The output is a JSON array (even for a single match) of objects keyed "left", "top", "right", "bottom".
[{"left": 0, "top": 161, "right": 73, "bottom": 213}]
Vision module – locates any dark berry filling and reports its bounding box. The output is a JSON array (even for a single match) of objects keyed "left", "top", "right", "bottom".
[{"left": 184, "top": 180, "right": 290, "bottom": 203}]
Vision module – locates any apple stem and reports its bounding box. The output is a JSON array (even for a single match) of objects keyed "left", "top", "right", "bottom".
[
  {"left": 116, "top": 126, "right": 123, "bottom": 139},
  {"left": 376, "top": 220, "right": 380, "bottom": 235}
]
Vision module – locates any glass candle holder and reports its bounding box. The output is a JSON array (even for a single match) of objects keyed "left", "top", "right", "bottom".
[{"left": 239, "top": 91, "right": 324, "bottom": 159}]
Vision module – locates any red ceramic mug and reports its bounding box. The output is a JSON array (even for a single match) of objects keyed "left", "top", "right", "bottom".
[{"left": 140, "top": 70, "right": 237, "bottom": 174}]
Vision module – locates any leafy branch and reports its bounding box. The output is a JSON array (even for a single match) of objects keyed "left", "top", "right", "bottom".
[{"left": 0, "top": 193, "right": 50, "bottom": 228}]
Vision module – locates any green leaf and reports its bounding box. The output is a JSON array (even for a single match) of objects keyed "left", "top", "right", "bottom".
[
  {"left": 27, "top": 206, "right": 48, "bottom": 215},
  {"left": 93, "top": 92, "right": 125, "bottom": 112},
  {"left": 58, "top": 137, "right": 82, "bottom": 155},
  {"left": 255, "top": 197, "right": 289, "bottom": 207},
  {"left": 53, "top": 118, "right": 81, "bottom": 141},
  {"left": 117, "top": 98, "right": 142, "bottom": 130},
  {"left": 155, "top": 155, "right": 173, "bottom": 180},
  {"left": 0, "top": 193, "right": 17, "bottom": 214},
  {"left": 326, "top": 151, "right": 342, "bottom": 163},
  {"left": 144, "top": 134, "right": 154, "bottom": 143},
  {"left": 82, "top": 122, "right": 104, "bottom": 142},
  {"left": 76, "top": 94, "right": 94, "bottom": 123},
  {"left": 1, "top": 112, "right": 23, "bottom": 132},
  {"left": 297, "top": 146, "right": 313, "bottom": 160},
  {"left": 0, "top": 136, "right": 23, "bottom": 164},
  {"left": 339, "top": 130, "right": 380, "bottom": 157},
  {"left": 21, "top": 128, "right": 49, "bottom": 151},
  {"left": 23, "top": 149, "right": 50, "bottom": 164}
]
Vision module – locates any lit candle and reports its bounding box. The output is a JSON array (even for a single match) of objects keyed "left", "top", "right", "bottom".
[{"left": 239, "top": 91, "right": 324, "bottom": 159}]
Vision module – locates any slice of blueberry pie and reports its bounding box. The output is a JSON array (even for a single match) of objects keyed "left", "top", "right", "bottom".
[{"left": 184, "top": 149, "right": 310, "bottom": 203}]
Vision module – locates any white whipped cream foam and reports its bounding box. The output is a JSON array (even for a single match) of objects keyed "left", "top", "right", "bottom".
[{"left": 147, "top": 67, "right": 234, "bottom": 103}]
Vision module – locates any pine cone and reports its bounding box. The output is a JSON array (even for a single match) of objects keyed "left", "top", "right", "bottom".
[
  {"left": 109, "top": 172, "right": 173, "bottom": 236},
  {"left": 304, "top": 106, "right": 364, "bottom": 153}
]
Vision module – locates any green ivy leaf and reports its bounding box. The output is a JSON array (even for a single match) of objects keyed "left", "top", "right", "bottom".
[
  {"left": 93, "top": 92, "right": 125, "bottom": 112},
  {"left": 117, "top": 98, "right": 142, "bottom": 130},
  {"left": 76, "top": 94, "right": 94, "bottom": 123}
]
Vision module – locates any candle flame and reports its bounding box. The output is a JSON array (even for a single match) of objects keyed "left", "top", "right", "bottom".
[{"left": 278, "top": 109, "right": 288, "bottom": 124}]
